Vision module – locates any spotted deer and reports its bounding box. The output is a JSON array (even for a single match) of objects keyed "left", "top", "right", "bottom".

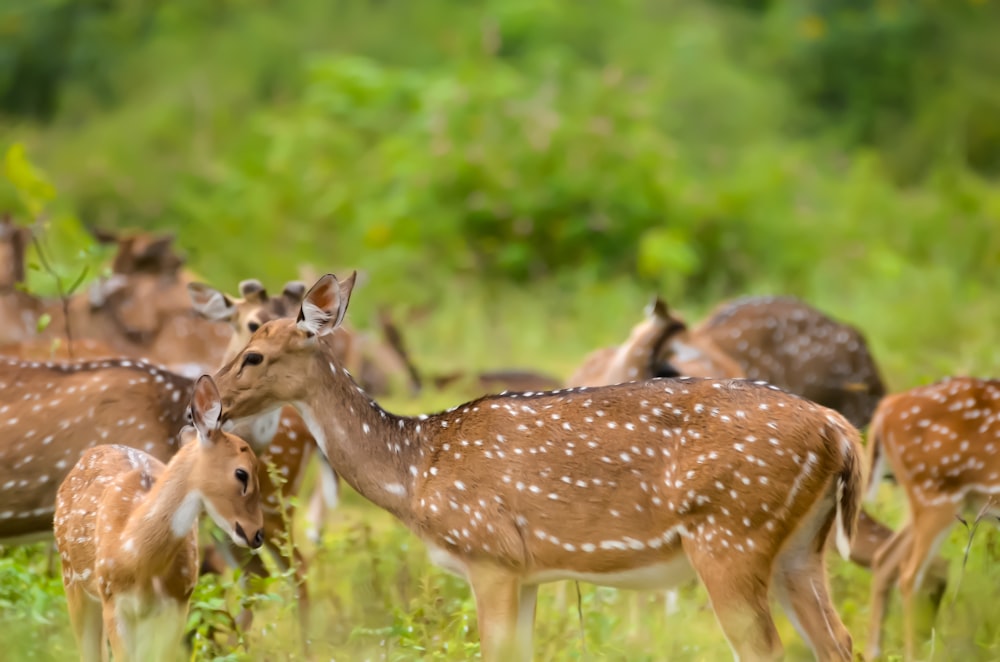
[
  {"left": 658, "top": 296, "right": 885, "bottom": 429},
  {"left": 863, "top": 377, "right": 1000, "bottom": 660},
  {"left": 54, "top": 375, "right": 264, "bottom": 662},
  {"left": 0, "top": 357, "right": 194, "bottom": 544},
  {"left": 34, "top": 229, "right": 232, "bottom": 377},
  {"left": 213, "top": 273, "right": 866, "bottom": 661}
]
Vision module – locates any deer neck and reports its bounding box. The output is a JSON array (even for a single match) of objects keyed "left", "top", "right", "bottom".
[
  {"left": 294, "top": 353, "right": 425, "bottom": 522},
  {"left": 119, "top": 440, "right": 203, "bottom": 580}
]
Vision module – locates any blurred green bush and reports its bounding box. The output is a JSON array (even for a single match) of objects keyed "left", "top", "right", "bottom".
[{"left": 0, "top": 0, "right": 997, "bottom": 334}]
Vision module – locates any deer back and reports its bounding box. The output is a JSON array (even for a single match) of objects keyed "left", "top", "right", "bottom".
[
  {"left": 869, "top": 376, "right": 1000, "bottom": 507},
  {"left": 675, "top": 296, "right": 885, "bottom": 427}
]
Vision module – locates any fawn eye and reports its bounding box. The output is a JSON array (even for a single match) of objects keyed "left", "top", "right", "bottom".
[
  {"left": 235, "top": 468, "right": 249, "bottom": 490},
  {"left": 242, "top": 352, "right": 263, "bottom": 367},
  {"left": 248, "top": 322, "right": 260, "bottom": 332}
]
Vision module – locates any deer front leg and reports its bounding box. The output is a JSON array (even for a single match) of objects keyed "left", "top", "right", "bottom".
[
  {"left": 686, "top": 544, "right": 783, "bottom": 662},
  {"left": 468, "top": 563, "right": 525, "bottom": 662}
]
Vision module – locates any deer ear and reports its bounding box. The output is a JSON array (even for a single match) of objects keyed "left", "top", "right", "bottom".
[
  {"left": 190, "top": 375, "right": 223, "bottom": 445},
  {"left": 282, "top": 280, "right": 307, "bottom": 304},
  {"left": 645, "top": 296, "right": 669, "bottom": 320},
  {"left": 334, "top": 271, "right": 357, "bottom": 328},
  {"left": 297, "top": 272, "right": 354, "bottom": 336},
  {"left": 188, "top": 283, "right": 238, "bottom": 322},
  {"left": 239, "top": 279, "right": 268, "bottom": 303},
  {"left": 88, "top": 274, "right": 129, "bottom": 307}
]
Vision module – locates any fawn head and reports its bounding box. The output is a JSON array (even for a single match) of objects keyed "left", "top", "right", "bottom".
[{"left": 190, "top": 375, "right": 265, "bottom": 548}]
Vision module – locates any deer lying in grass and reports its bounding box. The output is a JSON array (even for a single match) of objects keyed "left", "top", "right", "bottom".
[
  {"left": 54, "top": 375, "right": 264, "bottom": 662},
  {"left": 864, "top": 377, "right": 998, "bottom": 660},
  {"left": 214, "top": 273, "right": 867, "bottom": 661}
]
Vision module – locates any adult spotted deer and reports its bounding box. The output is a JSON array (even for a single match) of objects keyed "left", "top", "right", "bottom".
[
  {"left": 659, "top": 296, "right": 885, "bottom": 429},
  {"left": 864, "top": 377, "right": 999, "bottom": 660},
  {"left": 54, "top": 375, "right": 264, "bottom": 662},
  {"left": 214, "top": 273, "right": 867, "bottom": 661}
]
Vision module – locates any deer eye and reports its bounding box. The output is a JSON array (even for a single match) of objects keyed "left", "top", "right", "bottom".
[
  {"left": 248, "top": 322, "right": 260, "bottom": 332},
  {"left": 235, "top": 468, "right": 249, "bottom": 491},
  {"left": 242, "top": 352, "right": 263, "bottom": 367}
]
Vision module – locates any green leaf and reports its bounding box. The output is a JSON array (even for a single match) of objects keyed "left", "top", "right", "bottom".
[{"left": 35, "top": 313, "right": 51, "bottom": 334}]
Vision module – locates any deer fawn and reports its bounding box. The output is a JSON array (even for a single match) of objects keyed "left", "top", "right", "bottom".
[
  {"left": 54, "top": 375, "right": 264, "bottom": 662},
  {"left": 863, "top": 377, "right": 1000, "bottom": 660},
  {"left": 213, "top": 273, "right": 866, "bottom": 661},
  {"left": 659, "top": 296, "right": 885, "bottom": 429}
]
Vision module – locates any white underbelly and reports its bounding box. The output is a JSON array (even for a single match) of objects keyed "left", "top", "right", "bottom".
[
  {"left": 526, "top": 555, "right": 696, "bottom": 590},
  {"left": 424, "top": 540, "right": 696, "bottom": 592}
]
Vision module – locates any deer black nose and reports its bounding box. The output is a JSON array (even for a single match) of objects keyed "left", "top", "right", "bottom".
[{"left": 252, "top": 529, "right": 264, "bottom": 549}]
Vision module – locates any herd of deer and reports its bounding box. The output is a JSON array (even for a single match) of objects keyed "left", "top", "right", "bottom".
[{"left": 0, "top": 223, "right": 993, "bottom": 661}]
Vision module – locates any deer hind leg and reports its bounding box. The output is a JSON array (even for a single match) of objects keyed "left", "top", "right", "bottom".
[
  {"left": 865, "top": 523, "right": 913, "bottom": 660},
  {"left": 103, "top": 599, "right": 132, "bottom": 662},
  {"left": 898, "top": 506, "right": 954, "bottom": 662},
  {"left": 686, "top": 546, "right": 783, "bottom": 662},
  {"left": 774, "top": 550, "right": 852, "bottom": 662},
  {"left": 65, "top": 583, "right": 105, "bottom": 662},
  {"left": 467, "top": 563, "right": 526, "bottom": 662}
]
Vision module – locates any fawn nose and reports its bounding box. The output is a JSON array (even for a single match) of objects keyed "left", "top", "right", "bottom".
[{"left": 235, "top": 522, "right": 264, "bottom": 549}]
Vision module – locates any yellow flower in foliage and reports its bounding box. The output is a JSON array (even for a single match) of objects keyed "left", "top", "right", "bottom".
[
  {"left": 364, "top": 222, "right": 393, "bottom": 248},
  {"left": 800, "top": 15, "right": 826, "bottom": 41}
]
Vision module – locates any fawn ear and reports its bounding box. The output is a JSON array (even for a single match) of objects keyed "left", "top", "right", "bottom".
[
  {"left": 188, "top": 283, "right": 238, "bottom": 322},
  {"left": 297, "top": 272, "right": 356, "bottom": 337},
  {"left": 190, "top": 375, "right": 223, "bottom": 445}
]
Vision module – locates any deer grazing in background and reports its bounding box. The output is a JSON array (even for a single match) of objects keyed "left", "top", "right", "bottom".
[
  {"left": 863, "top": 376, "right": 1000, "bottom": 660},
  {"left": 567, "top": 297, "right": 695, "bottom": 387},
  {"left": 657, "top": 296, "right": 886, "bottom": 429},
  {"left": 214, "top": 273, "right": 867, "bottom": 661},
  {"left": 54, "top": 375, "right": 264, "bottom": 662}
]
